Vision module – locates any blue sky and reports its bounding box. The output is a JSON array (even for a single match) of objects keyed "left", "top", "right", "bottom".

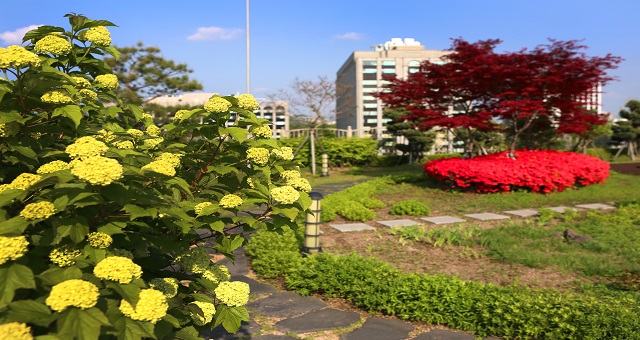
[{"left": 2, "top": 0, "right": 639, "bottom": 116}]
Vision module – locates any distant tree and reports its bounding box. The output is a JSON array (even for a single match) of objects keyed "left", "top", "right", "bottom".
[
  {"left": 104, "top": 41, "right": 203, "bottom": 105},
  {"left": 377, "top": 38, "right": 622, "bottom": 158},
  {"left": 383, "top": 108, "right": 436, "bottom": 163},
  {"left": 611, "top": 100, "right": 640, "bottom": 160}
]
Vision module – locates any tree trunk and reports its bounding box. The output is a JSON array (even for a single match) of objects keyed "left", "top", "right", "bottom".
[
  {"left": 465, "top": 127, "right": 474, "bottom": 158},
  {"left": 508, "top": 113, "right": 538, "bottom": 158}
]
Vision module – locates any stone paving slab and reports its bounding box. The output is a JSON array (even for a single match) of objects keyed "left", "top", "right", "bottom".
[
  {"left": 463, "top": 213, "right": 511, "bottom": 221},
  {"left": 546, "top": 206, "right": 579, "bottom": 214},
  {"left": 341, "top": 317, "right": 413, "bottom": 340},
  {"left": 413, "top": 329, "right": 476, "bottom": 340},
  {"left": 230, "top": 275, "right": 276, "bottom": 296},
  {"left": 200, "top": 320, "right": 261, "bottom": 339},
  {"left": 251, "top": 335, "right": 298, "bottom": 340},
  {"left": 216, "top": 249, "right": 249, "bottom": 276},
  {"left": 575, "top": 203, "right": 616, "bottom": 210},
  {"left": 503, "top": 209, "right": 539, "bottom": 217},
  {"left": 377, "top": 219, "right": 421, "bottom": 228},
  {"left": 246, "top": 292, "right": 327, "bottom": 318},
  {"left": 421, "top": 216, "right": 467, "bottom": 224},
  {"left": 330, "top": 223, "right": 375, "bottom": 232},
  {"left": 275, "top": 308, "right": 360, "bottom": 333}
]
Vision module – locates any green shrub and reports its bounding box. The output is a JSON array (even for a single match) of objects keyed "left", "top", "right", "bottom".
[
  {"left": 278, "top": 137, "right": 379, "bottom": 167},
  {"left": 422, "top": 153, "right": 462, "bottom": 162},
  {"left": 0, "top": 14, "right": 309, "bottom": 338},
  {"left": 390, "top": 199, "right": 431, "bottom": 216},
  {"left": 322, "top": 179, "right": 388, "bottom": 222},
  {"left": 278, "top": 253, "right": 640, "bottom": 339},
  {"left": 245, "top": 227, "right": 303, "bottom": 278}
]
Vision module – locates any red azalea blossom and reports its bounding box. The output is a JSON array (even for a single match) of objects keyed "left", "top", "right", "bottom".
[{"left": 424, "top": 150, "right": 609, "bottom": 193}]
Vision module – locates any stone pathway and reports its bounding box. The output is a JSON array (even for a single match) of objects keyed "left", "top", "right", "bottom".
[{"left": 329, "top": 202, "right": 617, "bottom": 232}]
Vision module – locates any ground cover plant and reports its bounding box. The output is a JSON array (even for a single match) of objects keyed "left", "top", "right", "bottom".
[
  {"left": 424, "top": 150, "right": 610, "bottom": 193},
  {"left": 0, "top": 14, "right": 309, "bottom": 339}
]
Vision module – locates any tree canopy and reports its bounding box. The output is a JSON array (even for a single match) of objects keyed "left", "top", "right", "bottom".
[
  {"left": 104, "top": 41, "right": 203, "bottom": 104},
  {"left": 377, "top": 38, "right": 621, "bottom": 157}
]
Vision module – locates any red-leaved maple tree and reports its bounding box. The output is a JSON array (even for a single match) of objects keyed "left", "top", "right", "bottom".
[{"left": 377, "top": 38, "right": 622, "bottom": 157}]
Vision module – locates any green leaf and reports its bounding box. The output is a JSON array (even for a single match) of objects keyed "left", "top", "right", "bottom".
[
  {"left": 7, "top": 300, "right": 53, "bottom": 326},
  {"left": 0, "top": 263, "right": 36, "bottom": 308},
  {"left": 106, "top": 281, "right": 141, "bottom": 306},
  {"left": 213, "top": 305, "right": 249, "bottom": 334},
  {"left": 57, "top": 307, "right": 110, "bottom": 340},
  {"left": 38, "top": 266, "right": 83, "bottom": 286},
  {"left": 298, "top": 191, "right": 312, "bottom": 210},
  {"left": 22, "top": 25, "right": 65, "bottom": 43},
  {"left": 212, "top": 234, "right": 245, "bottom": 258},
  {"left": 81, "top": 19, "right": 118, "bottom": 29},
  {"left": 104, "top": 106, "right": 123, "bottom": 118},
  {"left": 174, "top": 326, "right": 201, "bottom": 340},
  {"left": 55, "top": 223, "right": 89, "bottom": 244},
  {"left": 166, "top": 178, "right": 193, "bottom": 200},
  {"left": 52, "top": 105, "right": 83, "bottom": 128},
  {"left": 272, "top": 206, "right": 300, "bottom": 222},
  {"left": 0, "top": 189, "right": 26, "bottom": 208},
  {"left": 10, "top": 145, "right": 37, "bottom": 159},
  {"left": 222, "top": 127, "right": 249, "bottom": 143},
  {"left": 206, "top": 165, "right": 238, "bottom": 176},
  {"left": 0, "top": 216, "right": 29, "bottom": 236},
  {"left": 103, "top": 46, "right": 122, "bottom": 60},
  {"left": 0, "top": 111, "right": 23, "bottom": 124},
  {"left": 123, "top": 204, "right": 157, "bottom": 220}
]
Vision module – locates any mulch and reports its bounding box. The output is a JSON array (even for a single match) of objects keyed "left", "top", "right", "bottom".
[{"left": 610, "top": 162, "right": 640, "bottom": 176}]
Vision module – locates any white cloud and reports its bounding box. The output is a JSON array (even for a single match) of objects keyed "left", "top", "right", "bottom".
[
  {"left": 187, "top": 27, "right": 243, "bottom": 41},
  {"left": 335, "top": 32, "right": 365, "bottom": 40},
  {"left": 0, "top": 25, "right": 43, "bottom": 45}
]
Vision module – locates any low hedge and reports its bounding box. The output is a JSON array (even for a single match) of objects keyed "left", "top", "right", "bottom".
[
  {"left": 321, "top": 178, "right": 387, "bottom": 222},
  {"left": 246, "top": 228, "right": 640, "bottom": 339}
]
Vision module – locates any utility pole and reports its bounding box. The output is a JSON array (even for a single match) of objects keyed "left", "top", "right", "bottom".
[{"left": 246, "top": 0, "right": 251, "bottom": 93}]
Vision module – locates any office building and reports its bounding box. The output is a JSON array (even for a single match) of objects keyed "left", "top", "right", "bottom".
[{"left": 336, "top": 38, "right": 450, "bottom": 139}]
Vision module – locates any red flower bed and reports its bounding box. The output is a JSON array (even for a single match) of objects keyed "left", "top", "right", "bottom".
[{"left": 424, "top": 150, "right": 610, "bottom": 193}]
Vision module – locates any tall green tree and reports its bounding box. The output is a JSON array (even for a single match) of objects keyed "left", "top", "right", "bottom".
[
  {"left": 611, "top": 100, "right": 640, "bottom": 160},
  {"left": 104, "top": 41, "right": 203, "bottom": 105},
  {"left": 383, "top": 109, "right": 436, "bottom": 163}
]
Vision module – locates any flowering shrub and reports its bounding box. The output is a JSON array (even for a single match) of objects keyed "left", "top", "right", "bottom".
[
  {"left": 424, "top": 150, "right": 609, "bottom": 193},
  {"left": 0, "top": 14, "right": 310, "bottom": 339}
]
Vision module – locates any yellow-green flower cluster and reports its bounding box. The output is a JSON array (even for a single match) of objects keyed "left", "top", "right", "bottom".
[
  {"left": 175, "top": 247, "right": 210, "bottom": 274},
  {"left": 0, "top": 236, "right": 29, "bottom": 265},
  {"left": 0, "top": 322, "right": 32, "bottom": 340},
  {"left": 141, "top": 113, "right": 153, "bottom": 121},
  {"left": 71, "top": 76, "right": 92, "bottom": 88},
  {"left": 194, "top": 202, "right": 213, "bottom": 215},
  {"left": 214, "top": 281, "right": 250, "bottom": 307},
  {"left": 127, "top": 129, "right": 143, "bottom": 138},
  {"left": 41, "top": 91, "right": 73, "bottom": 104},
  {"left": 271, "top": 186, "right": 300, "bottom": 204},
  {"left": 87, "top": 232, "right": 112, "bottom": 249},
  {"left": 142, "top": 160, "right": 176, "bottom": 177},
  {"left": 10, "top": 173, "right": 41, "bottom": 190},
  {"left": 281, "top": 170, "right": 301, "bottom": 181},
  {"left": 114, "top": 140, "right": 133, "bottom": 149},
  {"left": 235, "top": 93, "right": 260, "bottom": 110},
  {"left": 66, "top": 136, "right": 109, "bottom": 159},
  {"left": 0, "top": 46, "right": 41, "bottom": 69},
  {"left": 0, "top": 122, "right": 20, "bottom": 137},
  {"left": 45, "top": 279, "right": 99, "bottom": 312},
  {"left": 146, "top": 125, "right": 161, "bottom": 136},
  {"left": 96, "top": 129, "right": 116, "bottom": 143},
  {"left": 20, "top": 201, "right": 56, "bottom": 220},
  {"left": 204, "top": 96, "right": 232, "bottom": 113},
  {"left": 37, "top": 160, "right": 69, "bottom": 174},
  {"left": 156, "top": 152, "right": 181, "bottom": 168},
  {"left": 119, "top": 289, "right": 167, "bottom": 323},
  {"left": 149, "top": 277, "right": 179, "bottom": 298},
  {"left": 189, "top": 301, "right": 216, "bottom": 326},
  {"left": 250, "top": 125, "right": 272, "bottom": 139},
  {"left": 94, "top": 74, "right": 118, "bottom": 89},
  {"left": 49, "top": 247, "right": 81, "bottom": 267},
  {"left": 143, "top": 137, "right": 163, "bottom": 149},
  {"left": 288, "top": 177, "right": 312, "bottom": 192},
  {"left": 247, "top": 148, "right": 270, "bottom": 166},
  {"left": 77, "top": 89, "right": 97, "bottom": 101},
  {"left": 219, "top": 194, "right": 243, "bottom": 208},
  {"left": 83, "top": 26, "right": 112, "bottom": 46},
  {"left": 201, "top": 264, "right": 231, "bottom": 284},
  {"left": 174, "top": 109, "right": 188, "bottom": 121},
  {"left": 94, "top": 256, "right": 142, "bottom": 283},
  {"left": 34, "top": 35, "right": 72, "bottom": 55},
  {"left": 70, "top": 156, "right": 123, "bottom": 186},
  {"left": 271, "top": 147, "right": 294, "bottom": 161}
]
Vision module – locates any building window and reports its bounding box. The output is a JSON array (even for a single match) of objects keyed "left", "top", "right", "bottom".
[{"left": 408, "top": 60, "right": 421, "bottom": 74}]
